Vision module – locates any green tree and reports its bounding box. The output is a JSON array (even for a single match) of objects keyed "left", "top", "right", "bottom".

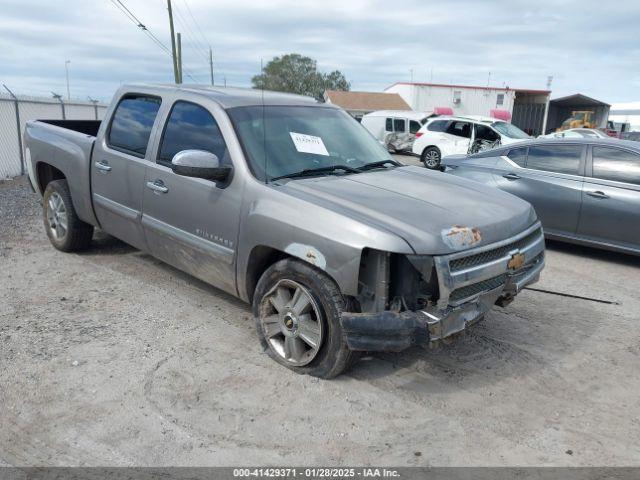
[{"left": 252, "top": 53, "right": 350, "bottom": 100}]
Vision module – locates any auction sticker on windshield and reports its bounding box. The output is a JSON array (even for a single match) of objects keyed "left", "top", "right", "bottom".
[{"left": 290, "top": 132, "right": 329, "bottom": 156}]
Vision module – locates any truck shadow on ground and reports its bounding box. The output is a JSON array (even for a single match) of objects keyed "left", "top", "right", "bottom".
[{"left": 78, "top": 232, "right": 606, "bottom": 385}]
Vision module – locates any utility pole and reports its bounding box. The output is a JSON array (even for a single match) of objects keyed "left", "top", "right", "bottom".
[
  {"left": 176, "top": 32, "right": 183, "bottom": 83},
  {"left": 209, "top": 47, "right": 214, "bottom": 85},
  {"left": 167, "top": 0, "right": 180, "bottom": 83},
  {"left": 65, "top": 60, "right": 71, "bottom": 100}
]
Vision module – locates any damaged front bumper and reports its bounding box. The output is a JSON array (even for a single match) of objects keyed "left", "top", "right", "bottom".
[{"left": 341, "top": 222, "right": 545, "bottom": 352}]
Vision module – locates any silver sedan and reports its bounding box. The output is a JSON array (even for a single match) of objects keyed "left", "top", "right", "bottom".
[{"left": 442, "top": 138, "right": 640, "bottom": 255}]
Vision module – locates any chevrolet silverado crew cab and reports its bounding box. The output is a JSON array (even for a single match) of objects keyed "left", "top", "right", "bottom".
[{"left": 25, "top": 84, "right": 545, "bottom": 378}]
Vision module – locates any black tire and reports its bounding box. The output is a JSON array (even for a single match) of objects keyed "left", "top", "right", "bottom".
[
  {"left": 421, "top": 146, "right": 441, "bottom": 169},
  {"left": 42, "top": 179, "right": 93, "bottom": 252},
  {"left": 253, "top": 258, "right": 358, "bottom": 379}
]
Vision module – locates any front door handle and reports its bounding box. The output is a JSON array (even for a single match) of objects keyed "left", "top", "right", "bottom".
[
  {"left": 587, "top": 190, "right": 609, "bottom": 199},
  {"left": 95, "top": 160, "right": 112, "bottom": 172},
  {"left": 146, "top": 180, "right": 169, "bottom": 194},
  {"left": 503, "top": 173, "right": 521, "bottom": 180}
]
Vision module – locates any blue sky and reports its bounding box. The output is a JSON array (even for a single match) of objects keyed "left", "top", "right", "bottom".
[{"left": 1, "top": 0, "right": 638, "bottom": 103}]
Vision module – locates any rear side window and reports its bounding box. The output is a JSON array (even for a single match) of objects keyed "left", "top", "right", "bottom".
[
  {"left": 592, "top": 147, "right": 640, "bottom": 185},
  {"left": 507, "top": 147, "right": 527, "bottom": 167},
  {"left": 158, "top": 101, "right": 228, "bottom": 167},
  {"left": 446, "top": 121, "right": 472, "bottom": 138},
  {"left": 527, "top": 145, "right": 583, "bottom": 175},
  {"left": 427, "top": 120, "right": 448, "bottom": 132},
  {"left": 108, "top": 95, "right": 161, "bottom": 157},
  {"left": 475, "top": 124, "right": 500, "bottom": 142},
  {"left": 393, "top": 118, "right": 406, "bottom": 133},
  {"left": 385, "top": 118, "right": 393, "bottom": 131},
  {"left": 409, "top": 120, "right": 421, "bottom": 134}
]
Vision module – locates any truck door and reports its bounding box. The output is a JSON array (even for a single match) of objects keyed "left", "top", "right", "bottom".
[
  {"left": 577, "top": 145, "right": 640, "bottom": 250},
  {"left": 141, "top": 100, "right": 242, "bottom": 295},
  {"left": 91, "top": 94, "right": 162, "bottom": 250}
]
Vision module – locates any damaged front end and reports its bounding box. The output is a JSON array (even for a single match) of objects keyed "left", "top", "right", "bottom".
[{"left": 341, "top": 222, "right": 545, "bottom": 352}]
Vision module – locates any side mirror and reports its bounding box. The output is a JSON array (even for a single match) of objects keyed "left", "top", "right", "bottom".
[{"left": 171, "top": 149, "right": 232, "bottom": 182}]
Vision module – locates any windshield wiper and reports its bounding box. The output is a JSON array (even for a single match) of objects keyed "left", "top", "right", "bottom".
[
  {"left": 270, "top": 165, "right": 361, "bottom": 182},
  {"left": 356, "top": 159, "right": 402, "bottom": 171}
]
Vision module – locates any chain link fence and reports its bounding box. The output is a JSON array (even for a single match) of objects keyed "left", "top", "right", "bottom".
[{"left": 0, "top": 92, "right": 108, "bottom": 179}]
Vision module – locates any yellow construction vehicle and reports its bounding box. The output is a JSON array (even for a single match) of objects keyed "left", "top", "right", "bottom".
[{"left": 557, "top": 110, "right": 597, "bottom": 131}]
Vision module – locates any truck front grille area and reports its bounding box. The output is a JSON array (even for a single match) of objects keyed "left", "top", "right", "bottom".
[
  {"left": 448, "top": 228, "right": 543, "bottom": 273},
  {"left": 448, "top": 274, "right": 507, "bottom": 303}
]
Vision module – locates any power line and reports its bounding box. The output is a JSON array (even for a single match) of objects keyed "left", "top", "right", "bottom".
[
  {"left": 174, "top": 0, "right": 221, "bottom": 84},
  {"left": 171, "top": 4, "right": 209, "bottom": 62},
  {"left": 108, "top": 0, "right": 200, "bottom": 82},
  {"left": 180, "top": 0, "right": 210, "bottom": 49}
]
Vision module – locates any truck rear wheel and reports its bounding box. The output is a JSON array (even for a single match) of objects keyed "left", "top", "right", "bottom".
[
  {"left": 253, "top": 259, "right": 358, "bottom": 379},
  {"left": 43, "top": 179, "right": 93, "bottom": 252}
]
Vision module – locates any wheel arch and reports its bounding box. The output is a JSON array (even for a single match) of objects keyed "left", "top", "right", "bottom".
[
  {"left": 36, "top": 162, "right": 66, "bottom": 195},
  {"left": 243, "top": 244, "right": 345, "bottom": 304},
  {"left": 422, "top": 145, "right": 441, "bottom": 156}
]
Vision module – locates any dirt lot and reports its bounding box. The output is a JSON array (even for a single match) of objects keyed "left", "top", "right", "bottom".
[{"left": 1, "top": 174, "right": 639, "bottom": 467}]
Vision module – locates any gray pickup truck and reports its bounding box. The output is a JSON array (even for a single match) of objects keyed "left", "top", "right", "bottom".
[{"left": 24, "top": 84, "right": 545, "bottom": 378}]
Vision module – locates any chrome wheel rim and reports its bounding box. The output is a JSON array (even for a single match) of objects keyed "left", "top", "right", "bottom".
[
  {"left": 260, "top": 279, "right": 323, "bottom": 366},
  {"left": 424, "top": 150, "right": 440, "bottom": 168},
  {"left": 47, "top": 192, "right": 68, "bottom": 240}
]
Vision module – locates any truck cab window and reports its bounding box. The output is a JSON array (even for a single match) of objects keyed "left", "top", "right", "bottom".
[
  {"left": 108, "top": 95, "right": 161, "bottom": 157},
  {"left": 158, "top": 101, "right": 229, "bottom": 167}
]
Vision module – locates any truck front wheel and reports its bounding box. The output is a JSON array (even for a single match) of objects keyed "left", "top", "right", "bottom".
[
  {"left": 253, "top": 259, "right": 357, "bottom": 378},
  {"left": 43, "top": 179, "right": 93, "bottom": 252}
]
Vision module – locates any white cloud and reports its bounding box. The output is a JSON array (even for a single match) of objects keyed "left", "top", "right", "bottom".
[{"left": 0, "top": 0, "right": 638, "bottom": 102}]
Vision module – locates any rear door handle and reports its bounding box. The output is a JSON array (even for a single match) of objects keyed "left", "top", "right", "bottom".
[
  {"left": 146, "top": 180, "right": 169, "bottom": 194},
  {"left": 587, "top": 190, "right": 609, "bottom": 199},
  {"left": 503, "top": 173, "right": 521, "bottom": 180},
  {"left": 95, "top": 160, "right": 112, "bottom": 172}
]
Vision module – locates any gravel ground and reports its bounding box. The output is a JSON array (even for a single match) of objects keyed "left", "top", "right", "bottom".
[{"left": 1, "top": 175, "right": 639, "bottom": 467}]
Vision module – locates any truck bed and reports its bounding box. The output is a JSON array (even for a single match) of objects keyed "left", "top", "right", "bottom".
[
  {"left": 24, "top": 119, "right": 101, "bottom": 227},
  {"left": 37, "top": 119, "right": 102, "bottom": 137}
]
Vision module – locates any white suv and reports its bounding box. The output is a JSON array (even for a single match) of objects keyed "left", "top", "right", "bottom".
[{"left": 412, "top": 115, "right": 530, "bottom": 169}]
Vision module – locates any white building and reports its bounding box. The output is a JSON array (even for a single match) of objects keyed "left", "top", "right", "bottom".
[
  {"left": 385, "top": 82, "right": 551, "bottom": 136},
  {"left": 609, "top": 102, "right": 640, "bottom": 131}
]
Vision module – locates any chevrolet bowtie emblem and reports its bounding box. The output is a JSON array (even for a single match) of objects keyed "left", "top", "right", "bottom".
[{"left": 507, "top": 252, "right": 525, "bottom": 271}]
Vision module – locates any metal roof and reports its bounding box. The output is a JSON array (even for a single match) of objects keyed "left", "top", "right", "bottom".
[
  {"left": 386, "top": 82, "right": 551, "bottom": 95},
  {"left": 549, "top": 93, "right": 610, "bottom": 107},
  {"left": 324, "top": 90, "right": 411, "bottom": 111}
]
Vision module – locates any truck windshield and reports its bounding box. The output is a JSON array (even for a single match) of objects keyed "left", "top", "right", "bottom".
[
  {"left": 227, "top": 105, "right": 393, "bottom": 182},
  {"left": 491, "top": 121, "right": 530, "bottom": 139}
]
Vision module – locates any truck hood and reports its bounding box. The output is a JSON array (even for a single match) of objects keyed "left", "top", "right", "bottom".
[{"left": 280, "top": 165, "right": 537, "bottom": 255}]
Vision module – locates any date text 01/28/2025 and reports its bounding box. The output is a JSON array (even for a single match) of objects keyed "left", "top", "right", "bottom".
[{"left": 232, "top": 468, "right": 400, "bottom": 478}]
